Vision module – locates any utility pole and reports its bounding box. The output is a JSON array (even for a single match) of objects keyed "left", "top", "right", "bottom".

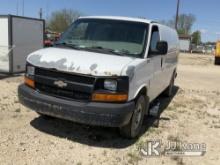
[
  {"left": 16, "top": 0, "right": 19, "bottom": 15},
  {"left": 22, "top": 0, "right": 24, "bottom": 16},
  {"left": 175, "top": 0, "right": 180, "bottom": 30},
  {"left": 46, "top": 0, "right": 49, "bottom": 20},
  {"left": 39, "top": 8, "right": 43, "bottom": 19}
]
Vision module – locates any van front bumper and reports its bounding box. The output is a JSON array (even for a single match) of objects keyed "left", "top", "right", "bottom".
[{"left": 18, "top": 84, "right": 135, "bottom": 127}]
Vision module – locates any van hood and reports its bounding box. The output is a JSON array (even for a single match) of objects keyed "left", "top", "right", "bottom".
[{"left": 27, "top": 47, "right": 135, "bottom": 76}]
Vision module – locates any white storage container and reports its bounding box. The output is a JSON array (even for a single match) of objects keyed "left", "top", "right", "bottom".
[{"left": 0, "top": 15, "right": 44, "bottom": 74}]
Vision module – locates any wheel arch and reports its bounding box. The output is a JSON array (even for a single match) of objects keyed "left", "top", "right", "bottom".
[
  {"left": 133, "top": 85, "right": 149, "bottom": 114},
  {"left": 133, "top": 85, "right": 148, "bottom": 100}
]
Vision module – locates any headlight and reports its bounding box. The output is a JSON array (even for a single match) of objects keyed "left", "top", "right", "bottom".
[
  {"left": 27, "top": 66, "right": 35, "bottom": 76},
  {"left": 104, "top": 79, "right": 117, "bottom": 91}
]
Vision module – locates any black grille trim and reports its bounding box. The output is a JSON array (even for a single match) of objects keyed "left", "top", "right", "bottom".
[
  {"left": 35, "top": 75, "right": 94, "bottom": 93},
  {"left": 36, "top": 83, "right": 91, "bottom": 102},
  {"left": 34, "top": 67, "right": 95, "bottom": 101},
  {"left": 35, "top": 67, "right": 96, "bottom": 85}
]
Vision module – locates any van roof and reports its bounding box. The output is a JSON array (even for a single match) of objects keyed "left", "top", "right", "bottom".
[
  {"left": 78, "top": 16, "right": 177, "bottom": 35},
  {"left": 78, "top": 16, "right": 153, "bottom": 24}
]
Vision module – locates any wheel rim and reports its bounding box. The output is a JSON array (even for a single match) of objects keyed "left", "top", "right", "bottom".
[{"left": 133, "top": 104, "right": 143, "bottom": 130}]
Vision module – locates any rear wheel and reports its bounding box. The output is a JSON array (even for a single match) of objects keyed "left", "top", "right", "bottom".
[
  {"left": 163, "top": 72, "right": 175, "bottom": 97},
  {"left": 119, "top": 95, "right": 148, "bottom": 139}
]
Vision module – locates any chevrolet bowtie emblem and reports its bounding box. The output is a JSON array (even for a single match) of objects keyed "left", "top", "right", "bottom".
[{"left": 54, "top": 80, "right": 67, "bottom": 88}]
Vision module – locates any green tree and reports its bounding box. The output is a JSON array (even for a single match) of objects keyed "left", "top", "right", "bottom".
[
  {"left": 192, "top": 31, "right": 201, "bottom": 45},
  {"left": 177, "top": 29, "right": 186, "bottom": 35},
  {"left": 177, "top": 14, "right": 196, "bottom": 35},
  {"left": 160, "top": 13, "right": 196, "bottom": 35},
  {"left": 47, "top": 9, "right": 82, "bottom": 33}
]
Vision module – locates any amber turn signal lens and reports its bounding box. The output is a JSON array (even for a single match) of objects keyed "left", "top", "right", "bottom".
[
  {"left": 92, "top": 93, "right": 128, "bottom": 102},
  {"left": 24, "top": 77, "right": 35, "bottom": 88}
]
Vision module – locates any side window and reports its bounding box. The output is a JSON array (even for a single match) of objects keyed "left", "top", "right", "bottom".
[{"left": 149, "top": 26, "right": 160, "bottom": 56}]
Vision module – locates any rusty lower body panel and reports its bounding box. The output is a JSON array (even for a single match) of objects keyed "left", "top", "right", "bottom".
[{"left": 18, "top": 84, "right": 135, "bottom": 127}]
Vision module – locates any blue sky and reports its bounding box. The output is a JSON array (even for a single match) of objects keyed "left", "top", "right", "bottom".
[{"left": 0, "top": 0, "right": 220, "bottom": 42}]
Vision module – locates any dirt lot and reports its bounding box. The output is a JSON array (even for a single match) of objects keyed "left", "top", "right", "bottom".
[{"left": 0, "top": 53, "right": 220, "bottom": 165}]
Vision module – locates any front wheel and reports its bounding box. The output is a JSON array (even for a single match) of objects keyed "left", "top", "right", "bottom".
[{"left": 119, "top": 95, "right": 148, "bottom": 139}]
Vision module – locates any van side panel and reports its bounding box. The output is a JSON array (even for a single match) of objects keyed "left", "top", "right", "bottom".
[
  {"left": 159, "top": 25, "right": 179, "bottom": 52},
  {"left": 158, "top": 25, "right": 179, "bottom": 89},
  {"left": 126, "top": 24, "right": 179, "bottom": 102}
]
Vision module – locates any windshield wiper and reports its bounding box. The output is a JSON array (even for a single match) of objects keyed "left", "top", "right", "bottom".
[
  {"left": 114, "top": 49, "right": 134, "bottom": 56},
  {"left": 54, "top": 44, "right": 134, "bottom": 56},
  {"left": 54, "top": 42, "right": 82, "bottom": 50},
  {"left": 84, "top": 46, "right": 131, "bottom": 56}
]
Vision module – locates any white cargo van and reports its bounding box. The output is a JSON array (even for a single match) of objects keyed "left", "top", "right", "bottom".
[{"left": 18, "top": 16, "right": 179, "bottom": 138}]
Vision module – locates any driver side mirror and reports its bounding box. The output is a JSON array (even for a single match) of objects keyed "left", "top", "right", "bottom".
[{"left": 156, "top": 41, "right": 168, "bottom": 55}]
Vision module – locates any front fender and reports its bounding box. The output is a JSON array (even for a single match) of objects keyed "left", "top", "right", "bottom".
[{"left": 133, "top": 84, "right": 148, "bottom": 99}]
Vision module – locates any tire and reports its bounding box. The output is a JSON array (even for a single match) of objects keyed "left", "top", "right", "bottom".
[
  {"left": 119, "top": 95, "right": 148, "bottom": 139},
  {"left": 215, "top": 57, "right": 220, "bottom": 65},
  {"left": 163, "top": 72, "right": 175, "bottom": 97},
  {"left": 37, "top": 112, "right": 54, "bottom": 120}
]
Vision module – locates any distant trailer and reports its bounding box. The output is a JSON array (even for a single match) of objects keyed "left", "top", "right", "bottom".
[
  {"left": 179, "top": 34, "right": 191, "bottom": 52},
  {"left": 0, "top": 15, "right": 45, "bottom": 74}
]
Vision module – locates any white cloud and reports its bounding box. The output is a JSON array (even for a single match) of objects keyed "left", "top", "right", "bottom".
[{"left": 215, "top": 32, "right": 220, "bottom": 35}]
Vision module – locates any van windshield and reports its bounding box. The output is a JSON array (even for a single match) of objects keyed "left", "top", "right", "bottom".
[{"left": 56, "top": 19, "right": 149, "bottom": 58}]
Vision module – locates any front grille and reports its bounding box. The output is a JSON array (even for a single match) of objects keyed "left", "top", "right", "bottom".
[
  {"left": 36, "top": 83, "right": 91, "bottom": 101},
  {"left": 35, "top": 68, "right": 95, "bottom": 85},
  {"left": 34, "top": 67, "right": 95, "bottom": 101}
]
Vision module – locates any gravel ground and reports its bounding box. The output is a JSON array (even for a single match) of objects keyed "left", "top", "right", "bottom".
[{"left": 0, "top": 53, "right": 220, "bottom": 165}]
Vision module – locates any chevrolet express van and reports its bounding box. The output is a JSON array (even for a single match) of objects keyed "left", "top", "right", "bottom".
[{"left": 18, "top": 16, "right": 179, "bottom": 138}]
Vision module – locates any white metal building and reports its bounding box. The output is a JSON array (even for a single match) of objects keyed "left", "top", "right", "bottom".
[{"left": 179, "top": 34, "right": 191, "bottom": 52}]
